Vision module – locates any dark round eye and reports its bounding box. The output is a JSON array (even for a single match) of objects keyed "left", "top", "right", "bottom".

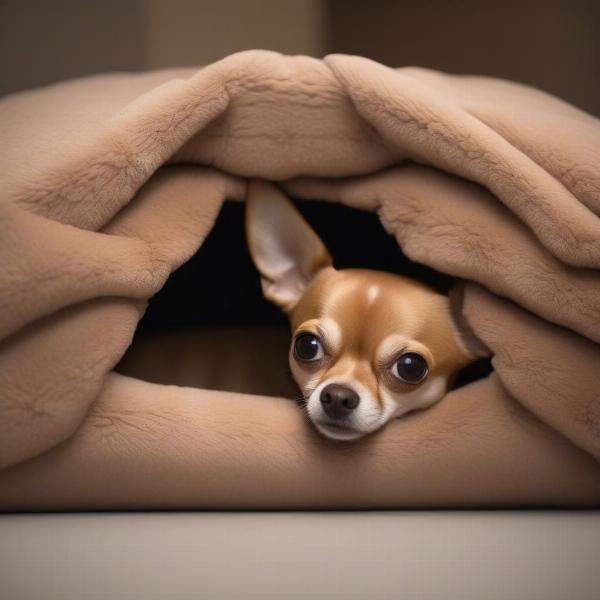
[
  {"left": 293, "top": 333, "right": 324, "bottom": 362},
  {"left": 392, "top": 353, "right": 428, "bottom": 384}
]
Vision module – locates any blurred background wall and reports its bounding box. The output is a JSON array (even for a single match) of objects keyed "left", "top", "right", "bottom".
[
  {"left": 1, "top": 0, "right": 598, "bottom": 115},
  {"left": 328, "top": 0, "right": 600, "bottom": 116}
]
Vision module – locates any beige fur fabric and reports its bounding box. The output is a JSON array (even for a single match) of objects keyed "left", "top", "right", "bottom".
[{"left": 1, "top": 50, "right": 599, "bottom": 509}]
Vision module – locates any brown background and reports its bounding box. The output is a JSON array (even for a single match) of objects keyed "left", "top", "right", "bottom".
[{"left": 1, "top": 0, "right": 598, "bottom": 115}]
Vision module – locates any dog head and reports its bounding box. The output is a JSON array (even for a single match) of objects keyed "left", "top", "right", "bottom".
[{"left": 246, "top": 180, "right": 487, "bottom": 440}]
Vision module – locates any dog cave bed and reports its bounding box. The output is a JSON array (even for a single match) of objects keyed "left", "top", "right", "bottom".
[{"left": 0, "top": 51, "right": 599, "bottom": 509}]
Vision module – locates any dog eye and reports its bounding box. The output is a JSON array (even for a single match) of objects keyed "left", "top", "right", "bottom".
[
  {"left": 293, "top": 333, "right": 324, "bottom": 362},
  {"left": 392, "top": 353, "right": 428, "bottom": 384}
]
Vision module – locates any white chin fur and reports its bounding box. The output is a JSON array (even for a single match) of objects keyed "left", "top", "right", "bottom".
[
  {"left": 305, "top": 375, "right": 448, "bottom": 440},
  {"left": 313, "top": 421, "right": 366, "bottom": 441}
]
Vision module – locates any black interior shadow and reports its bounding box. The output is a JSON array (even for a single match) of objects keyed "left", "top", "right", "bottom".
[{"left": 128, "top": 199, "right": 491, "bottom": 388}]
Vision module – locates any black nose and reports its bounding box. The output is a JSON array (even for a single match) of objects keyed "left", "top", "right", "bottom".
[{"left": 320, "top": 384, "right": 360, "bottom": 418}]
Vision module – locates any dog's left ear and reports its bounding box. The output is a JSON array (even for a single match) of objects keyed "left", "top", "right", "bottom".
[
  {"left": 246, "top": 179, "right": 333, "bottom": 312},
  {"left": 448, "top": 281, "right": 491, "bottom": 360}
]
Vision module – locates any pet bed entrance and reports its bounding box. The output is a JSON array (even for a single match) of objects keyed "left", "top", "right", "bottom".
[{"left": 117, "top": 197, "right": 491, "bottom": 395}]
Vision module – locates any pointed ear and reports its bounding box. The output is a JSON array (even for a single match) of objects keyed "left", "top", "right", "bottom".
[
  {"left": 246, "top": 179, "right": 333, "bottom": 312},
  {"left": 448, "top": 281, "right": 491, "bottom": 360}
]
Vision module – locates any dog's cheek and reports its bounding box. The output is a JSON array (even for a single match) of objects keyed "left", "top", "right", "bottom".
[
  {"left": 382, "top": 375, "right": 448, "bottom": 419},
  {"left": 377, "top": 387, "right": 404, "bottom": 421},
  {"left": 288, "top": 358, "right": 323, "bottom": 399}
]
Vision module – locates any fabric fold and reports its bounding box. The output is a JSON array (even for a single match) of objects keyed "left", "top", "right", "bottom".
[{"left": 1, "top": 50, "right": 598, "bottom": 507}]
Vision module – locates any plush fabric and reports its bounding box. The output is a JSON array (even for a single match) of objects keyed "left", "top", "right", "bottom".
[{"left": 0, "top": 50, "right": 598, "bottom": 509}]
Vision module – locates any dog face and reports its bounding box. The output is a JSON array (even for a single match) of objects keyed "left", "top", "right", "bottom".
[
  {"left": 287, "top": 267, "right": 477, "bottom": 440},
  {"left": 246, "top": 180, "right": 486, "bottom": 440}
]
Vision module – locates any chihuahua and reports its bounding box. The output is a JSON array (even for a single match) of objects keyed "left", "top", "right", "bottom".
[{"left": 246, "top": 180, "right": 487, "bottom": 441}]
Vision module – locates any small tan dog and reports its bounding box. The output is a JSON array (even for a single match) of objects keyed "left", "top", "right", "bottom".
[{"left": 246, "top": 180, "right": 487, "bottom": 441}]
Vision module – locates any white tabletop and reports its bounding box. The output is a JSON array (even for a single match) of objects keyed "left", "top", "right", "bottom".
[{"left": 2, "top": 511, "right": 599, "bottom": 599}]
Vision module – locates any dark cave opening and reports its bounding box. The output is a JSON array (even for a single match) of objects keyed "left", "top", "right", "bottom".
[{"left": 117, "top": 198, "right": 491, "bottom": 394}]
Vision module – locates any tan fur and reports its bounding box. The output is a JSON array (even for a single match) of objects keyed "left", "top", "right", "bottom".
[
  {"left": 2, "top": 53, "right": 600, "bottom": 505},
  {"left": 289, "top": 268, "right": 474, "bottom": 435},
  {"left": 247, "top": 180, "right": 480, "bottom": 440},
  {"left": 291, "top": 267, "right": 472, "bottom": 379}
]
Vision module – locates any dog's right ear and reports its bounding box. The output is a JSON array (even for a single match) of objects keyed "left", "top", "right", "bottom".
[{"left": 245, "top": 179, "right": 333, "bottom": 313}]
